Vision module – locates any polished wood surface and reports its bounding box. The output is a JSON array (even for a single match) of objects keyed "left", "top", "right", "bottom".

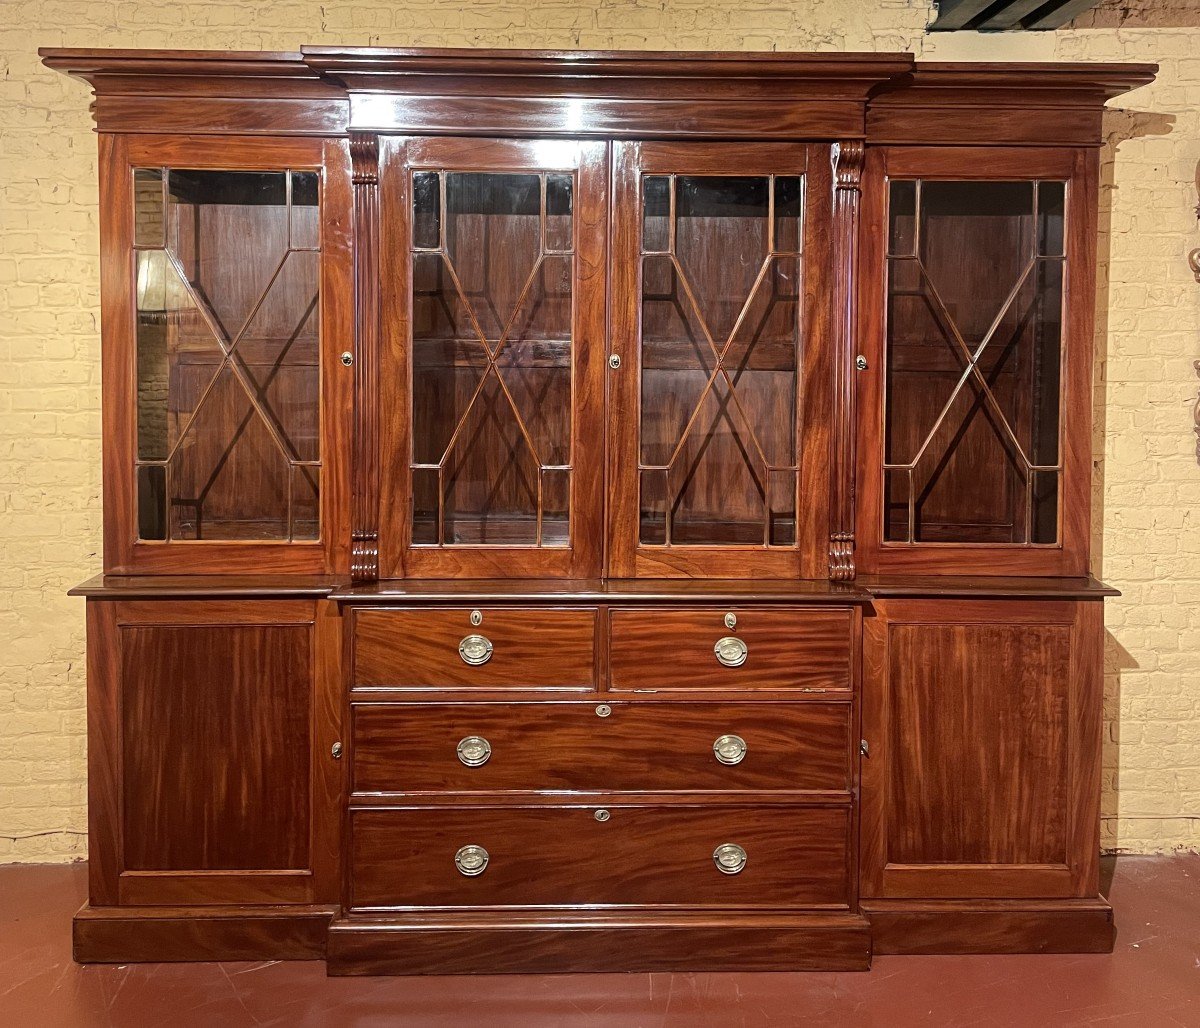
[
  {"left": 74, "top": 904, "right": 337, "bottom": 963},
  {"left": 352, "top": 701, "right": 851, "bottom": 794},
  {"left": 121, "top": 623, "right": 311, "bottom": 872},
  {"left": 352, "top": 606, "right": 596, "bottom": 688},
  {"left": 861, "top": 598, "right": 1103, "bottom": 900},
  {"left": 863, "top": 897, "right": 1115, "bottom": 954},
  {"left": 327, "top": 911, "right": 872, "bottom": 974},
  {"left": 46, "top": 45, "right": 1148, "bottom": 971},
  {"left": 86, "top": 600, "right": 340, "bottom": 907},
  {"left": 328, "top": 911, "right": 871, "bottom": 974},
  {"left": 349, "top": 804, "right": 851, "bottom": 909},
  {"left": 609, "top": 607, "right": 852, "bottom": 691}
]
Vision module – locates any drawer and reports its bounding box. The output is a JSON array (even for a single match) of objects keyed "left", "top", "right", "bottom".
[
  {"left": 350, "top": 804, "right": 851, "bottom": 909},
  {"left": 353, "top": 607, "right": 596, "bottom": 688},
  {"left": 609, "top": 607, "right": 853, "bottom": 691},
  {"left": 353, "top": 701, "right": 852, "bottom": 794}
]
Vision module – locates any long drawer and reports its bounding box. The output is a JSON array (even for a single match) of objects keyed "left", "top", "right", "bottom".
[
  {"left": 352, "top": 701, "right": 852, "bottom": 794},
  {"left": 353, "top": 607, "right": 596, "bottom": 688},
  {"left": 609, "top": 607, "right": 853, "bottom": 692},
  {"left": 350, "top": 804, "right": 851, "bottom": 909}
]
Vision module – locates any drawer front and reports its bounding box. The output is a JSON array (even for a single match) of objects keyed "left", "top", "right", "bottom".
[
  {"left": 610, "top": 607, "right": 853, "bottom": 691},
  {"left": 353, "top": 607, "right": 596, "bottom": 688},
  {"left": 353, "top": 701, "right": 851, "bottom": 794},
  {"left": 350, "top": 805, "right": 851, "bottom": 909}
]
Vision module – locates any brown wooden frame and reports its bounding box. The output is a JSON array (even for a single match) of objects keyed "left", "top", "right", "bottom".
[
  {"left": 860, "top": 598, "right": 1102, "bottom": 899},
  {"left": 856, "top": 145, "right": 1096, "bottom": 577},
  {"left": 85, "top": 598, "right": 343, "bottom": 906},
  {"left": 99, "top": 134, "right": 353, "bottom": 575},
  {"left": 377, "top": 136, "right": 607, "bottom": 580},
  {"left": 608, "top": 141, "right": 832, "bottom": 579}
]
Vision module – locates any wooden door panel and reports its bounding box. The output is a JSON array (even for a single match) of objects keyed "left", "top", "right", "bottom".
[
  {"left": 887, "top": 622, "right": 1071, "bottom": 865},
  {"left": 608, "top": 141, "right": 832, "bottom": 580},
  {"left": 377, "top": 137, "right": 608, "bottom": 579},
  {"left": 87, "top": 600, "right": 342, "bottom": 907},
  {"left": 121, "top": 624, "right": 312, "bottom": 871},
  {"left": 861, "top": 599, "right": 1102, "bottom": 900}
]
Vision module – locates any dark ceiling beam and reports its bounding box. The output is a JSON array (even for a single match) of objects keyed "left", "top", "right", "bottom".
[
  {"left": 928, "top": 0, "right": 1000, "bottom": 31},
  {"left": 1024, "top": 0, "right": 1108, "bottom": 29},
  {"left": 929, "top": 0, "right": 1105, "bottom": 31},
  {"left": 976, "top": 0, "right": 1055, "bottom": 30}
]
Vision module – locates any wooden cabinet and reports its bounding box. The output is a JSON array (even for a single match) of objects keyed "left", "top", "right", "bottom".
[{"left": 46, "top": 45, "right": 1155, "bottom": 973}]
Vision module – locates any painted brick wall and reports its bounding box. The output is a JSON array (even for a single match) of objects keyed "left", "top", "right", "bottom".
[{"left": 1, "top": 0, "right": 1196, "bottom": 861}]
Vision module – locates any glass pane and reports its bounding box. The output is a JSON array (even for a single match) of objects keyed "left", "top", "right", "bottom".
[
  {"left": 410, "top": 171, "right": 573, "bottom": 548},
  {"left": 135, "top": 166, "right": 322, "bottom": 543},
  {"left": 638, "top": 173, "right": 802, "bottom": 548},
  {"left": 883, "top": 178, "right": 1065, "bottom": 545},
  {"left": 134, "top": 168, "right": 164, "bottom": 248},
  {"left": 412, "top": 172, "right": 440, "bottom": 249}
]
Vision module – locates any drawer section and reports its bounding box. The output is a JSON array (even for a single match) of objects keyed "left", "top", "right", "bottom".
[
  {"left": 353, "top": 607, "right": 596, "bottom": 689},
  {"left": 350, "top": 804, "right": 851, "bottom": 909},
  {"left": 352, "top": 701, "right": 852, "bottom": 794},
  {"left": 609, "top": 607, "right": 853, "bottom": 692}
]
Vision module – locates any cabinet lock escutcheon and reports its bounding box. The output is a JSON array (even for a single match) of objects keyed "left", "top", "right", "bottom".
[
  {"left": 340, "top": 351, "right": 354, "bottom": 367},
  {"left": 608, "top": 354, "right": 621, "bottom": 370},
  {"left": 331, "top": 741, "right": 343, "bottom": 759},
  {"left": 855, "top": 354, "right": 868, "bottom": 371}
]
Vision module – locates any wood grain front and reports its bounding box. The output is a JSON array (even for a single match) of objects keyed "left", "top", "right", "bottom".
[
  {"left": 352, "top": 606, "right": 596, "bottom": 688},
  {"left": 609, "top": 606, "right": 852, "bottom": 692},
  {"left": 352, "top": 701, "right": 852, "bottom": 794},
  {"left": 350, "top": 804, "right": 851, "bottom": 910},
  {"left": 861, "top": 598, "right": 1103, "bottom": 900},
  {"left": 86, "top": 599, "right": 341, "bottom": 907}
]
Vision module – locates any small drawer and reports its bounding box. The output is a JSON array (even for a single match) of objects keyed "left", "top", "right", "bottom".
[
  {"left": 350, "top": 804, "right": 851, "bottom": 909},
  {"left": 353, "top": 607, "right": 596, "bottom": 688},
  {"left": 352, "top": 701, "right": 852, "bottom": 794},
  {"left": 609, "top": 607, "right": 852, "bottom": 692}
]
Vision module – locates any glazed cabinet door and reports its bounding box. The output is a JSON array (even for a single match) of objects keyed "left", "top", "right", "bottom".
[
  {"left": 608, "top": 142, "right": 833, "bottom": 578},
  {"left": 860, "top": 599, "right": 1103, "bottom": 899},
  {"left": 85, "top": 600, "right": 342, "bottom": 906},
  {"left": 377, "top": 138, "right": 607, "bottom": 578},
  {"left": 100, "top": 135, "right": 353, "bottom": 574},
  {"left": 857, "top": 147, "right": 1096, "bottom": 575}
]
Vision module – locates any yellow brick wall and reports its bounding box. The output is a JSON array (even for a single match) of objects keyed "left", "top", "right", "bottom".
[{"left": 1, "top": 1, "right": 1196, "bottom": 861}]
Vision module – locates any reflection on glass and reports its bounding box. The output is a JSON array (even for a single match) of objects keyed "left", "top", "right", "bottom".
[
  {"left": 133, "top": 167, "right": 321, "bottom": 542},
  {"left": 638, "top": 173, "right": 803, "bottom": 547},
  {"left": 410, "top": 170, "right": 575, "bottom": 547},
  {"left": 884, "top": 178, "right": 1065, "bottom": 545}
]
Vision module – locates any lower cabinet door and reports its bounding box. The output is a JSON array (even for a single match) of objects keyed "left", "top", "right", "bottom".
[
  {"left": 861, "top": 598, "right": 1104, "bottom": 900},
  {"left": 349, "top": 804, "right": 852, "bottom": 910},
  {"left": 86, "top": 599, "right": 342, "bottom": 907}
]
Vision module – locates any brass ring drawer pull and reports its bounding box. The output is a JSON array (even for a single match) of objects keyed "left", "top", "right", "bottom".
[
  {"left": 714, "top": 636, "right": 748, "bottom": 668},
  {"left": 459, "top": 634, "right": 493, "bottom": 666},
  {"left": 454, "top": 844, "right": 489, "bottom": 876},
  {"left": 713, "top": 734, "right": 747, "bottom": 765},
  {"left": 713, "top": 843, "right": 748, "bottom": 875},
  {"left": 457, "top": 735, "right": 491, "bottom": 767}
]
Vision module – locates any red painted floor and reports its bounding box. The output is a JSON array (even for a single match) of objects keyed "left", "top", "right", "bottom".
[{"left": 1, "top": 857, "right": 1197, "bottom": 1027}]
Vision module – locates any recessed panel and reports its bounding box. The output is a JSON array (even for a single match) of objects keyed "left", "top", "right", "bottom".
[
  {"left": 886, "top": 621, "right": 1072, "bottom": 865},
  {"left": 120, "top": 624, "right": 312, "bottom": 871}
]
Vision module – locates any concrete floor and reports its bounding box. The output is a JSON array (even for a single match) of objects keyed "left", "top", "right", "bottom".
[{"left": 1, "top": 856, "right": 1197, "bottom": 1027}]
